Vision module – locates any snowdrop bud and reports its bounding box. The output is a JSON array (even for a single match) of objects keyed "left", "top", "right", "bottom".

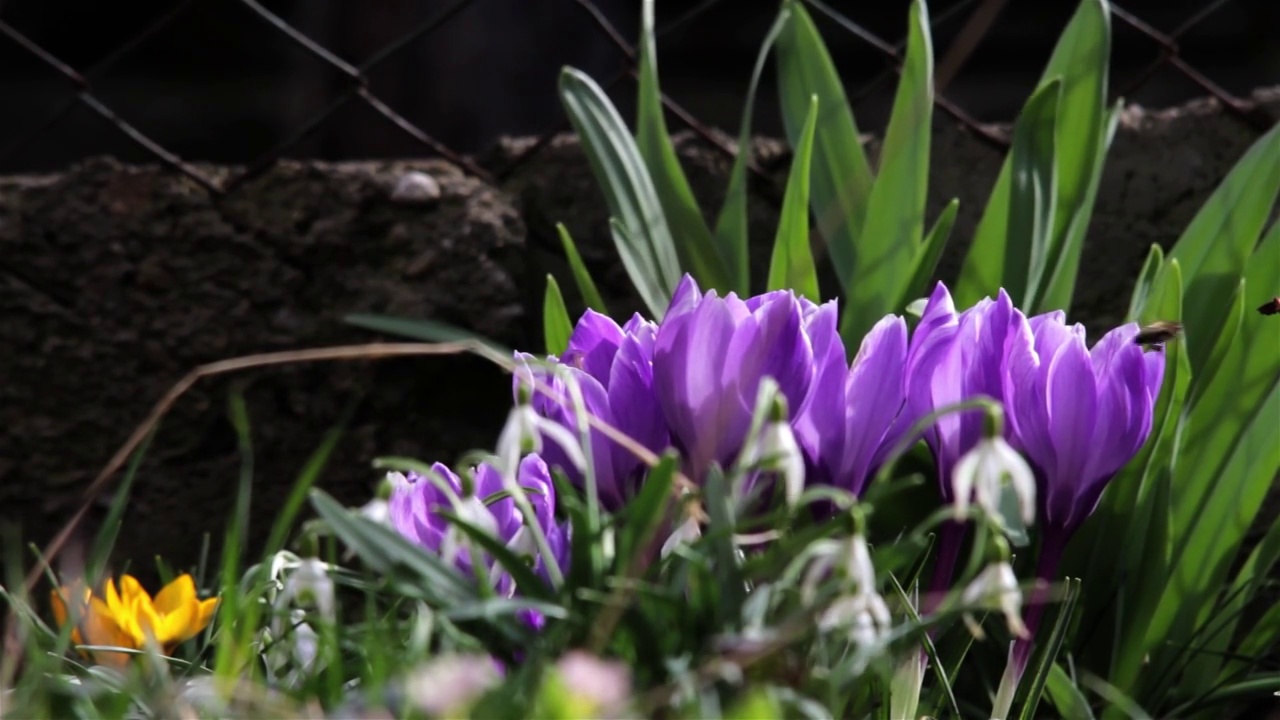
[
  {"left": 495, "top": 403, "right": 543, "bottom": 476},
  {"left": 846, "top": 533, "right": 877, "bottom": 595},
  {"left": 755, "top": 418, "right": 806, "bottom": 505},
  {"left": 960, "top": 561, "right": 1028, "bottom": 639},
  {"left": 660, "top": 513, "right": 702, "bottom": 558},
  {"left": 951, "top": 436, "right": 1036, "bottom": 526}
]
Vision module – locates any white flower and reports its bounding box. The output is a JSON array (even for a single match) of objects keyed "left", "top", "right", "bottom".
[
  {"left": 817, "top": 535, "right": 892, "bottom": 652},
  {"left": 660, "top": 514, "right": 702, "bottom": 558},
  {"left": 749, "top": 420, "right": 806, "bottom": 505},
  {"left": 952, "top": 436, "right": 1036, "bottom": 526},
  {"left": 960, "top": 562, "right": 1028, "bottom": 639},
  {"left": 359, "top": 497, "right": 391, "bottom": 525},
  {"left": 279, "top": 557, "right": 335, "bottom": 621}
]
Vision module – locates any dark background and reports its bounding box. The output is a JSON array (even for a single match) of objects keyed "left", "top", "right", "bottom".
[{"left": 1, "top": 0, "right": 1276, "bottom": 175}]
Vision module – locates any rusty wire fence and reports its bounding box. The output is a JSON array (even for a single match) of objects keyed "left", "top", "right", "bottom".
[{"left": 0, "top": 0, "right": 1275, "bottom": 196}]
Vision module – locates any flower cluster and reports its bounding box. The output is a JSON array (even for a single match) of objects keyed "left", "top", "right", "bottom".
[{"left": 382, "top": 273, "right": 1162, "bottom": 647}]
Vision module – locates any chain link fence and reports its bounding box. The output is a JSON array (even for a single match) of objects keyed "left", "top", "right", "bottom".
[{"left": 1, "top": 0, "right": 1275, "bottom": 194}]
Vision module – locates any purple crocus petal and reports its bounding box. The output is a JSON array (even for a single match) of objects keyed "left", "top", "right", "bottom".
[
  {"left": 471, "top": 464, "right": 521, "bottom": 540},
  {"left": 837, "top": 315, "right": 908, "bottom": 494},
  {"left": 663, "top": 274, "right": 703, "bottom": 322},
  {"left": 1042, "top": 334, "right": 1098, "bottom": 530},
  {"left": 607, "top": 330, "right": 670, "bottom": 501},
  {"left": 794, "top": 302, "right": 846, "bottom": 480},
  {"left": 1003, "top": 333, "right": 1055, "bottom": 474},
  {"left": 653, "top": 290, "right": 741, "bottom": 472},
  {"left": 728, "top": 292, "right": 814, "bottom": 431},
  {"left": 563, "top": 310, "right": 626, "bottom": 384}
]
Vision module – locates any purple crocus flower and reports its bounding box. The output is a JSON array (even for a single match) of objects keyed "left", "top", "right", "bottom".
[
  {"left": 902, "top": 283, "right": 1033, "bottom": 609},
  {"left": 652, "top": 274, "right": 831, "bottom": 477},
  {"left": 517, "top": 311, "right": 670, "bottom": 509},
  {"left": 1001, "top": 313, "right": 1164, "bottom": 676},
  {"left": 388, "top": 454, "right": 570, "bottom": 600},
  {"left": 793, "top": 311, "right": 909, "bottom": 497}
]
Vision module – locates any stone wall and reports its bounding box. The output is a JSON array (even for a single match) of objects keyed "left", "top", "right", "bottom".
[{"left": 1, "top": 86, "right": 1276, "bottom": 581}]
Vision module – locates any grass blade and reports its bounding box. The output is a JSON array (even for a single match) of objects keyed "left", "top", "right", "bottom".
[
  {"left": 775, "top": 0, "right": 873, "bottom": 294},
  {"left": 841, "top": 0, "right": 934, "bottom": 343},
  {"left": 542, "top": 274, "right": 573, "bottom": 355},
  {"left": 555, "top": 222, "right": 609, "bottom": 314},
  {"left": 1018, "top": 578, "right": 1082, "bottom": 720},
  {"left": 1046, "top": 662, "right": 1096, "bottom": 720},
  {"left": 560, "top": 66, "right": 682, "bottom": 318},
  {"left": 766, "top": 94, "right": 821, "bottom": 303},
  {"left": 635, "top": 0, "right": 727, "bottom": 291}
]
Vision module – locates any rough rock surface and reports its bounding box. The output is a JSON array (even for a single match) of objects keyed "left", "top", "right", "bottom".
[
  {"left": 0, "top": 87, "right": 1276, "bottom": 583},
  {"left": 0, "top": 158, "right": 526, "bottom": 580}
]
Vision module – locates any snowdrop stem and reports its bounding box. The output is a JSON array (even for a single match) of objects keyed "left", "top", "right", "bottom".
[{"left": 994, "top": 533, "right": 1067, "bottom": 719}]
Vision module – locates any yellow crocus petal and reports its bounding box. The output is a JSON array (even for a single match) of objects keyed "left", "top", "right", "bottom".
[
  {"left": 153, "top": 574, "right": 197, "bottom": 616},
  {"left": 81, "top": 597, "right": 136, "bottom": 669},
  {"left": 118, "top": 575, "right": 149, "bottom": 609},
  {"left": 104, "top": 577, "right": 125, "bottom": 619},
  {"left": 181, "top": 597, "right": 220, "bottom": 643},
  {"left": 131, "top": 592, "right": 164, "bottom": 647},
  {"left": 50, "top": 586, "right": 89, "bottom": 646},
  {"left": 155, "top": 598, "right": 195, "bottom": 648}
]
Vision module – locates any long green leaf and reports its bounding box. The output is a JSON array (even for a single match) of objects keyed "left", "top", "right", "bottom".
[
  {"left": 766, "top": 94, "right": 820, "bottom": 303},
  {"left": 1124, "top": 243, "right": 1165, "bottom": 321},
  {"left": 1165, "top": 122, "right": 1280, "bottom": 376},
  {"left": 1046, "top": 662, "right": 1096, "bottom": 720},
  {"left": 1145, "top": 217, "right": 1280, "bottom": 697},
  {"left": 556, "top": 222, "right": 609, "bottom": 314},
  {"left": 542, "top": 274, "right": 573, "bottom": 355},
  {"left": 635, "top": 0, "right": 727, "bottom": 291},
  {"left": 955, "top": 79, "right": 1060, "bottom": 309},
  {"left": 901, "top": 199, "right": 959, "bottom": 307},
  {"left": 1038, "top": 99, "right": 1121, "bottom": 313},
  {"left": 1032, "top": 0, "right": 1112, "bottom": 312},
  {"left": 559, "top": 67, "right": 682, "bottom": 318},
  {"left": 714, "top": 7, "right": 790, "bottom": 296},
  {"left": 841, "top": 0, "right": 934, "bottom": 343},
  {"left": 956, "top": 0, "right": 1113, "bottom": 310},
  {"left": 775, "top": 0, "right": 874, "bottom": 294},
  {"left": 1019, "top": 578, "right": 1082, "bottom": 720}
]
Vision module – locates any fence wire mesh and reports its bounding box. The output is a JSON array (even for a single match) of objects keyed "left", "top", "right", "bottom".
[{"left": 0, "top": 0, "right": 1275, "bottom": 194}]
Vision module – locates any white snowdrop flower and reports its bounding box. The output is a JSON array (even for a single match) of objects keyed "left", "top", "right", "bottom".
[
  {"left": 960, "top": 561, "right": 1028, "bottom": 639},
  {"left": 952, "top": 436, "right": 1036, "bottom": 525}
]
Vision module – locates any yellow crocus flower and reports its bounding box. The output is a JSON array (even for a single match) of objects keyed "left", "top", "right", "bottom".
[{"left": 51, "top": 573, "right": 218, "bottom": 669}]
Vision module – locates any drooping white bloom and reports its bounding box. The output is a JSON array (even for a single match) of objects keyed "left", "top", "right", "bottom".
[{"left": 952, "top": 436, "right": 1036, "bottom": 526}]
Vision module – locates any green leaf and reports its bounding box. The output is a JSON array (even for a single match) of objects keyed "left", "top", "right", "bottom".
[
  {"left": 841, "top": 0, "right": 934, "bottom": 343},
  {"left": 308, "top": 489, "right": 475, "bottom": 606},
  {"left": 1144, "top": 217, "right": 1280, "bottom": 698},
  {"left": 1046, "top": 662, "right": 1096, "bottom": 720},
  {"left": 617, "top": 452, "right": 679, "bottom": 567},
  {"left": 1032, "top": 0, "right": 1113, "bottom": 313},
  {"left": 556, "top": 222, "right": 609, "bottom": 314},
  {"left": 1018, "top": 578, "right": 1082, "bottom": 720},
  {"left": 439, "top": 511, "right": 555, "bottom": 602},
  {"left": 635, "top": 0, "right": 727, "bottom": 292},
  {"left": 775, "top": 0, "right": 873, "bottom": 294},
  {"left": 955, "top": 79, "right": 1060, "bottom": 309},
  {"left": 1038, "top": 99, "right": 1121, "bottom": 313},
  {"left": 901, "top": 198, "right": 959, "bottom": 315},
  {"left": 1166, "top": 121, "right": 1280, "bottom": 376},
  {"left": 714, "top": 7, "right": 790, "bottom": 295},
  {"left": 1124, "top": 243, "right": 1165, "bottom": 321},
  {"left": 766, "top": 94, "right": 820, "bottom": 303},
  {"left": 542, "top": 274, "right": 573, "bottom": 355},
  {"left": 559, "top": 66, "right": 682, "bottom": 318},
  {"left": 344, "top": 313, "right": 511, "bottom": 356}
]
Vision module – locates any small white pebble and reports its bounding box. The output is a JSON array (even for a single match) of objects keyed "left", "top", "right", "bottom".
[{"left": 390, "top": 171, "right": 441, "bottom": 204}]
